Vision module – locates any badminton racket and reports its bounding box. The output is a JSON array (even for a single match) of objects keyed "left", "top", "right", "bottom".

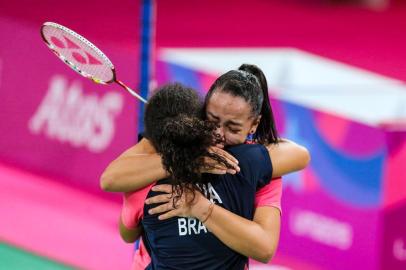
[{"left": 40, "top": 22, "right": 147, "bottom": 103}]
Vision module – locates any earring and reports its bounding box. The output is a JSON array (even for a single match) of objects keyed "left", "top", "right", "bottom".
[{"left": 246, "top": 132, "right": 255, "bottom": 144}]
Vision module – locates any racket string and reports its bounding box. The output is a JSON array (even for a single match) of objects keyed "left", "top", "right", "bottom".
[
  {"left": 42, "top": 24, "right": 114, "bottom": 83},
  {"left": 41, "top": 22, "right": 147, "bottom": 103}
]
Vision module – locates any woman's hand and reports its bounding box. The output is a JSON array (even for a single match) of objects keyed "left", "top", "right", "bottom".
[
  {"left": 145, "top": 184, "right": 210, "bottom": 221},
  {"left": 200, "top": 146, "right": 240, "bottom": 175}
]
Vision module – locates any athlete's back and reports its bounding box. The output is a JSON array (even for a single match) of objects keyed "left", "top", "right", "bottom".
[{"left": 142, "top": 144, "right": 273, "bottom": 270}]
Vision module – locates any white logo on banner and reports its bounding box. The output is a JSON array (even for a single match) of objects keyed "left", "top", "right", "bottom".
[
  {"left": 393, "top": 238, "right": 406, "bottom": 261},
  {"left": 289, "top": 209, "right": 353, "bottom": 250},
  {"left": 28, "top": 75, "right": 124, "bottom": 153}
]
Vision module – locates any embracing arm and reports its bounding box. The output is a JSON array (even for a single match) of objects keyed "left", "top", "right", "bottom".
[
  {"left": 268, "top": 139, "right": 310, "bottom": 178},
  {"left": 143, "top": 140, "right": 307, "bottom": 261},
  {"left": 119, "top": 216, "right": 143, "bottom": 243},
  {"left": 147, "top": 185, "right": 280, "bottom": 263},
  {"left": 119, "top": 186, "right": 152, "bottom": 243},
  {"left": 100, "top": 139, "right": 240, "bottom": 193},
  {"left": 100, "top": 138, "right": 168, "bottom": 192},
  {"left": 200, "top": 201, "right": 280, "bottom": 263}
]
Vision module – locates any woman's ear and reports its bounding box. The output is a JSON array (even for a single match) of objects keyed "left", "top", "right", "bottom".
[{"left": 250, "top": 115, "right": 262, "bottom": 134}]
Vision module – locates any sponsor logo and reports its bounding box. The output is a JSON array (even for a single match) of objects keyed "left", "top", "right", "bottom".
[
  {"left": 290, "top": 209, "right": 353, "bottom": 250},
  {"left": 28, "top": 75, "right": 123, "bottom": 153},
  {"left": 48, "top": 34, "right": 103, "bottom": 66}
]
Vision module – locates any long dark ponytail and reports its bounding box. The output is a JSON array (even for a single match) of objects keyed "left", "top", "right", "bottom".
[{"left": 238, "top": 64, "right": 279, "bottom": 144}]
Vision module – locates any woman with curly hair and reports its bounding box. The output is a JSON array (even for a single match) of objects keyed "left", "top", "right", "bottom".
[
  {"left": 121, "top": 82, "right": 276, "bottom": 269},
  {"left": 102, "top": 64, "right": 310, "bottom": 268}
]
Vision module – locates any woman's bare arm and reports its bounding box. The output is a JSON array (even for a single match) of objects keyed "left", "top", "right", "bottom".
[
  {"left": 100, "top": 138, "right": 168, "bottom": 192},
  {"left": 268, "top": 139, "right": 310, "bottom": 178},
  {"left": 144, "top": 141, "right": 308, "bottom": 262},
  {"left": 197, "top": 200, "right": 280, "bottom": 263},
  {"left": 147, "top": 185, "right": 281, "bottom": 263},
  {"left": 100, "top": 140, "right": 240, "bottom": 193},
  {"left": 119, "top": 216, "right": 143, "bottom": 243},
  {"left": 101, "top": 138, "right": 309, "bottom": 193}
]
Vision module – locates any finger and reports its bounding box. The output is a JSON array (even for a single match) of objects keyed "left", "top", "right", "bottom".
[
  {"left": 145, "top": 194, "right": 172, "bottom": 205},
  {"left": 201, "top": 162, "right": 227, "bottom": 174},
  {"left": 206, "top": 167, "right": 235, "bottom": 175},
  {"left": 211, "top": 147, "right": 239, "bottom": 165},
  {"left": 148, "top": 202, "right": 173, "bottom": 215},
  {"left": 211, "top": 149, "right": 240, "bottom": 171},
  {"left": 205, "top": 155, "right": 235, "bottom": 169},
  {"left": 151, "top": 184, "right": 172, "bottom": 193},
  {"left": 215, "top": 143, "right": 224, "bottom": 149},
  {"left": 204, "top": 162, "right": 228, "bottom": 171},
  {"left": 207, "top": 168, "right": 227, "bottom": 175},
  {"left": 158, "top": 209, "right": 180, "bottom": 220}
]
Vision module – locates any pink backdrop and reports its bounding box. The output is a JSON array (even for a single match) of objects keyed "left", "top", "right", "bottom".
[
  {"left": 0, "top": 2, "right": 142, "bottom": 268},
  {"left": 0, "top": 7, "right": 141, "bottom": 199}
]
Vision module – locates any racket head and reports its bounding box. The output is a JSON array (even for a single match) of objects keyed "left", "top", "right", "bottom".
[{"left": 41, "top": 22, "right": 116, "bottom": 84}]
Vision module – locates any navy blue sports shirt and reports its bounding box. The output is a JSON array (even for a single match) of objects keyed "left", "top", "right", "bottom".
[{"left": 142, "top": 144, "right": 273, "bottom": 270}]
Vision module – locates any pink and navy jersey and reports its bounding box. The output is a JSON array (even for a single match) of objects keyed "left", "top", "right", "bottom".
[
  {"left": 139, "top": 144, "right": 273, "bottom": 270},
  {"left": 125, "top": 180, "right": 282, "bottom": 270}
]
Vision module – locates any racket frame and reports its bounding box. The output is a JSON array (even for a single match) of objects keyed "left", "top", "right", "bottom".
[{"left": 40, "top": 22, "right": 147, "bottom": 103}]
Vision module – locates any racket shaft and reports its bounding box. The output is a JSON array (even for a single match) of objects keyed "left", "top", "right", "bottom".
[{"left": 115, "top": 80, "right": 147, "bottom": 103}]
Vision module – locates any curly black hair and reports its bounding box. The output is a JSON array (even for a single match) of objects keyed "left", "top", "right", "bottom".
[{"left": 144, "top": 83, "right": 230, "bottom": 205}]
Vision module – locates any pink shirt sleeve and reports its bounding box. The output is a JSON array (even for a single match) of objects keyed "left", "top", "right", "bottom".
[
  {"left": 254, "top": 177, "right": 282, "bottom": 213},
  {"left": 132, "top": 239, "right": 151, "bottom": 270},
  {"left": 121, "top": 184, "right": 153, "bottom": 229}
]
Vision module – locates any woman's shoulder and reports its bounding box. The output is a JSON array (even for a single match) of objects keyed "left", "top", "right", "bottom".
[{"left": 226, "top": 144, "right": 268, "bottom": 163}]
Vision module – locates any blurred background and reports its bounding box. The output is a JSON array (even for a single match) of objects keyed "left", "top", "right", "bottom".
[{"left": 1, "top": 0, "right": 406, "bottom": 269}]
